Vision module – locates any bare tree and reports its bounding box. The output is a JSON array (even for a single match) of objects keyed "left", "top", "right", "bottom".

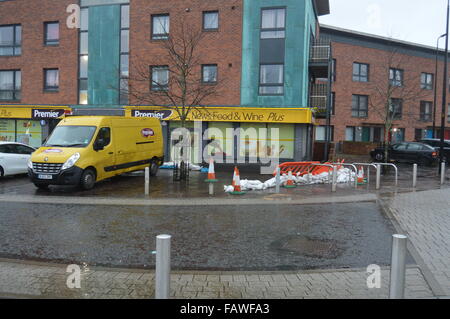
[
  {"left": 123, "top": 21, "right": 221, "bottom": 128},
  {"left": 368, "top": 47, "right": 430, "bottom": 163}
]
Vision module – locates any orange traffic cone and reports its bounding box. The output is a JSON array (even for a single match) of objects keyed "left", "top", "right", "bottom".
[
  {"left": 230, "top": 166, "right": 246, "bottom": 195},
  {"left": 205, "top": 158, "right": 218, "bottom": 182},
  {"left": 357, "top": 166, "right": 366, "bottom": 185},
  {"left": 283, "top": 171, "right": 297, "bottom": 188}
]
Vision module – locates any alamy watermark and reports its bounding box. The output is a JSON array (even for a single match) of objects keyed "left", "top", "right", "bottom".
[{"left": 170, "top": 121, "right": 284, "bottom": 174}]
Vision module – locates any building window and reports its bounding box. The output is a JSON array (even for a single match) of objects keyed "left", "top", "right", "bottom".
[
  {"left": 152, "top": 14, "right": 169, "bottom": 40},
  {"left": 0, "top": 24, "right": 21, "bottom": 56},
  {"left": 78, "top": 7, "right": 88, "bottom": 105},
  {"left": 389, "top": 68, "right": 403, "bottom": 87},
  {"left": 389, "top": 98, "right": 403, "bottom": 120},
  {"left": 351, "top": 95, "right": 368, "bottom": 118},
  {"left": 44, "top": 69, "right": 59, "bottom": 91},
  {"left": 420, "top": 101, "right": 432, "bottom": 122},
  {"left": 0, "top": 70, "right": 21, "bottom": 101},
  {"left": 120, "top": 4, "right": 129, "bottom": 105},
  {"left": 345, "top": 126, "right": 383, "bottom": 142},
  {"left": 203, "top": 11, "right": 219, "bottom": 31},
  {"left": 261, "top": 8, "right": 285, "bottom": 39},
  {"left": 202, "top": 64, "right": 217, "bottom": 84},
  {"left": 352, "top": 62, "right": 369, "bottom": 82},
  {"left": 420, "top": 73, "right": 433, "bottom": 90},
  {"left": 259, "top": 64, "right": 284, "bottom": 95},
  {"left": 44, "top": 22, "right": 59, "bottom": 46},
  {"left": 331, "top": 59, "right": 336, "bottom": 82},
  {"left": 331, "top": 92, "right": 335, "bottom": 115},
  {"left": 315, "top": 125, "right": 334, "bottom": 141},
  {"left": 415, "top": 129, "right": 427, "bottom": 141},
  {"left": 151, "top": 66, "right": 169, "bottom": 91}
]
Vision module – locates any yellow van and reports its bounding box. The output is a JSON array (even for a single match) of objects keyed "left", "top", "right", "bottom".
[{"left": 28, "top": 116, "right": 164, "bottom": 190}]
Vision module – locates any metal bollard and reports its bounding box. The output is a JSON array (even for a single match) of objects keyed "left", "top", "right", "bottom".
[
  {"left": 209, "top": 183, "right": 214, "bottom": 196},
  {"left": 389, "top": 234, "right": 407, "bottom": 299},
  {"left": 441, "top": 162, "right": 446, "bottom": 185},
  {"left": 275, "top": 167, "right": 281, "bottom": 193},
  {"left": 332, "top": 166, "right": 337, "bottom": 192},
  {"left": 376, "top": 164, "right": 381, "bottom": 190},
  {"left": 413, "top": 164, "right": 417, "bottom": 188},
  {"left": 155, "top": 234, "right": 171, "bottom": 299},
  {"left": 145, "top": 167, "right": 150, "bottom": 196}
]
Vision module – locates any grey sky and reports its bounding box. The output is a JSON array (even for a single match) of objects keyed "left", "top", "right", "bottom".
[{"left": 319, "top": 0, "right": 448, "bottom": 49}]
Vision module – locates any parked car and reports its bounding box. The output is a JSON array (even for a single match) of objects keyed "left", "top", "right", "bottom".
[
  {"left": 370, "top": 142, "right": 439, "bottom": 166},
  {"left": 420, "top": 138, "right": 450, "bottom": 162},
  {"left": 0, "top": 142, "right": 36, "bottom": 177}
]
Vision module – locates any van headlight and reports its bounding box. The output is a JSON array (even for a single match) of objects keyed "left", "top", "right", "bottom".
[
  {"left": 27, "top": 160, "right": 33, "bottom": 169},
  {"left": 62, "top": 153, "right": 80, "bottom": 170}
]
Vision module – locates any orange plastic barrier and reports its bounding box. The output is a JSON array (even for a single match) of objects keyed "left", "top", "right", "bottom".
[{"left": 275, "top": 160, "right": 345, "bottom": 176}]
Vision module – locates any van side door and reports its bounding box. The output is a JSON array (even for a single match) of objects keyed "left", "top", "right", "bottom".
[{"left": 92, "top": 127, "right": 115, "bottom": 178}]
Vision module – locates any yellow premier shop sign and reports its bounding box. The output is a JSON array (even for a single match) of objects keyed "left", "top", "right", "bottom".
[
  {"left": 0, "top": 105, "right": 70, "bottom": 119},
  {"left": 126, "top": 106, "right": 314, "bottom": 124}
]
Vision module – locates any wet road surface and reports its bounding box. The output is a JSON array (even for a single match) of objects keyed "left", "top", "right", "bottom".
[
  {"left": 0, "top": 201, "right": 402, "bottom": 271},
  {"left": 0, "top": 163, "right": 447, "bottom": 200}
]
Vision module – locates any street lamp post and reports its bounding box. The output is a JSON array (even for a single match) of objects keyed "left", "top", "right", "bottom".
[
  {"left": 433, "top": 34, "right": 446, "bottom": 138},
  {"left": 440, "top": 0, "right": 450, "bottom": 168}
]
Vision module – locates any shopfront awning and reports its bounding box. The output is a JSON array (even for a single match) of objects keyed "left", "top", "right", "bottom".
[
  {"left": 0, "top": 105, "right": 71, "bottom": 119},
  {"left": 125, "top": 106, "right": 315, "bottom": 125}
]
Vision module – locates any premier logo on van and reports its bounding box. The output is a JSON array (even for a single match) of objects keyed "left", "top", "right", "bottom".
[
  {"left": 132, "top": 110, "right": 173, "bottom": 120},
  {"left": 32, "top": 109, "right": 65, "bottom": 119},
  {"left": 141, "top": 128, "right": 155, "bottom": 137}
]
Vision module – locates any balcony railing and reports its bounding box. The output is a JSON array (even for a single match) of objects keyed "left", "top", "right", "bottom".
[
  {"left": 310, "top": 38, "right": 331, "bottom": 64},
  {"left": 310, "top": 83, "right": 329, "bottom": 117}
]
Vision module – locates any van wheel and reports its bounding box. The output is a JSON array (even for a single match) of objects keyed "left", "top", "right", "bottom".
[
  {"left": 80, "top": 168, "right": 96, "bottom": 190},
  {"left": 150, "top": 160, "right": 159, "bottom": 176}
]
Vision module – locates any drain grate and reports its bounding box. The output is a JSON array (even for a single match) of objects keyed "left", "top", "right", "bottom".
[{"left": 271, "top": 235, "right": 342, "bottom": 259}]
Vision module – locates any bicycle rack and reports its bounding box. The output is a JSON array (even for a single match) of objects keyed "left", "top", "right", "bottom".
[
  {"left": 352, "top": 163, "right": 378, "bottom": 186},
  {"left": 372, "top": 163, "right": 398, "bottom": 186},
  {"left": 331, "top": 163, "right": 358, "bottom": 188}
]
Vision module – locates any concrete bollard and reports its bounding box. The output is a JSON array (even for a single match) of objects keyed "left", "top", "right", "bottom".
[
  {"left": 376, "top": 164, "right": 381, "bottom": 190},
  {"left": 332, "top": 166, "right": 337, "bottom": 192},
  {"left": 389, "top": 234, "right": 407, "bottom": 299},
  {"left": 145, "top": 167, "right": 150, "bottom": 196},
  {"left": 441, "top": 162, "right": 446, "bottom": 185},
  {"left": 275, "top": 167, "right": 281, "bottom": 193},
  {"left": 208, "top": 183, "right": 214, "bottom": 196},
  {"left": 413, "top": 164, "right": 417, "bottom": 188},
  {"left": 155, "top": 234, "right": 171, "bottom": 299}
]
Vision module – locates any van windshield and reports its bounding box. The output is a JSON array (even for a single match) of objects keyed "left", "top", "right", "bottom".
[{"left": 44, "top": 126, "right": 97, "bottom": 148}]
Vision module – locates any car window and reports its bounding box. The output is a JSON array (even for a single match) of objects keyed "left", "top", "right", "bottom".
[
  {"left": 0, "top": 144, "right": 18, "bottom": 154},
  {"left": 95, "top": 127, "right": 111, "bottom": 147},
  {"left": 0, "top": 145, "right": 10, "bottom": 153},
  {"left": 407, "top": 143, "right": 422, "bottom": 151},
  {"left": 393, "top": 143, "right": 407, "bottom": 151},
  {"left": 421, "top": 144, "right": 433, "bottom": 151},
  {"left": 15, "top": 145, "right": 34, "bottom": 155}
]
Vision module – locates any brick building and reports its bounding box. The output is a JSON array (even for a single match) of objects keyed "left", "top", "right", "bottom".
[
  {"left": 316, "top": 25, "right": 450, "bottom": 148},
  {"left": 0, "top": 0, "right": 330, "bottom": 163}
]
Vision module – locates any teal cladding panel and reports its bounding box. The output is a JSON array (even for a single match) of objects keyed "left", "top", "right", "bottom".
[
  {"left": 241, "top": 0, "right": 317, "bottom": 108},
  {"left": 88, "top": 5, "right": 120, "bottom": 106}
]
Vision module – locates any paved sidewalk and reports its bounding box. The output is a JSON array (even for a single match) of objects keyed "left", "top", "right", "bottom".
[
  {"left": 0, "top": 259, "right": 433, "bottom": 299},
  {"left": 385, "top": 188, "right": 450, "bottom": 296}
]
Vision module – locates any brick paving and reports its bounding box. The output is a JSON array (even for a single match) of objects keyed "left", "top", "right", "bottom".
[
  {"left": 386, "top": 188, "right": 450, "bottom": 296},
  {"left": 0, "top": 259, "right": 433, "bottom": 299}
]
